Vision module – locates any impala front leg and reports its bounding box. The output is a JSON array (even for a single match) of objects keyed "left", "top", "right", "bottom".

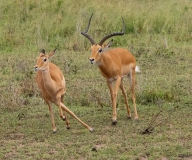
[
  {"left": 45, "top": 100, "right": 56, "bottom": 133},
  {"left": 61, "top": 95, "right": 70, "bottom": 129},
  {"left": 107, "top": 80, "right": 113, "bottom": 108},
  {"left": 107, "top": 77, "right": 121, "bottom": 125},
  {"left": 57, "top": 94, "right": 70, "bottom": 129}
]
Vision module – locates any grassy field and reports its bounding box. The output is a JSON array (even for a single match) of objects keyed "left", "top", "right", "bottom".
[{"left": 0, "top": 0, "right": 192, "bottom": 159}]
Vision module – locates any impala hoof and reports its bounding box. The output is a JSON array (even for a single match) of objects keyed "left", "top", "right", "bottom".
[
  {"left": 89, "top": 128, "right": 94, "bottom": 132},
  {"left": 112, "top": 121, "right": 117, "bottom": 125},
  {"left": 127, "top": 116, "right": 132, "bottom": 120},
  {"left": 66, "top": 126, "right": 70, "bottom": 130},
  {"left": 61, "top": 116, "right": 66, "bottom": 121},
  {"left": 53, "top": 128, "right": 57, "bottom": 133}
]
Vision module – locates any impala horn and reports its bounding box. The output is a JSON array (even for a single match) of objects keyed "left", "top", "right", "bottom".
[{"left": 81, "top": 14, "right": 96, "bottom": 45}]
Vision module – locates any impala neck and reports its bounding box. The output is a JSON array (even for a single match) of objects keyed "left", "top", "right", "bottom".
[
  {"left": 95, "top": 53, "right": 105, "bottom": 66},
  {"left": 96, "top": 54, "right": 110, "bottom": 76},
  {"left": 41, "top": 66, "right": 57, "bottom": 95}
]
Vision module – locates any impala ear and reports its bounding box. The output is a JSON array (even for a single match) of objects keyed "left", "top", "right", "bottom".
[
  {"left": 39, "top": 49, "right": 46, "bottom": 56},
  {"left": 48, "top": 48, "right": 57, "bottom": 58},
  {"left": 102, "top": 39, "right": 113, "bottom": 52},
  {"left": 41, "top": 49, "right": 45, "bottom": 54},
  {"left": 106, "top": 39, "right": 113, "bottom": 48}
]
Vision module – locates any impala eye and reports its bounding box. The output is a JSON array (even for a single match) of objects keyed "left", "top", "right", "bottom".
[
  {"left": 43, "top": 58, "right": 47, "bottom": 62},
  {"left": 98, "top": 48, "right": 102, "bottom": 53}
]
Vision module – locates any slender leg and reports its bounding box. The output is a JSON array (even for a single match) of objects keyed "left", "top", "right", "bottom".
[
  {"left": 45, "top": 99, "right": 57, "bottom": 132},
  {"left": 61, "top": 95, "right": 70, "bottom": 129},
  {"left": 107, "top": 77, "right": 121, "bottom": 125},
  {"left": 56, "top": 94, "right": 70, "bottom": 130},
  {"left": 130, "top": 69, "right": 138, "bottom": 119},
  {"left": 107, "top": 81, "right": 115, "bottom": 122},
  {"left": 62, "top": 111, "right": 70, "bottom": 129},
  {"left": 60, "top": 103, "right": 93, "bottom": 132},
  {"left": 56, "top": 96, "right": 64, "bottom": 120},
  {"left": 106, "top": 80, "right": 113, "bottom": 108},
  {"left": 119, "top": 80, "right": 132, "bottom": 119}
]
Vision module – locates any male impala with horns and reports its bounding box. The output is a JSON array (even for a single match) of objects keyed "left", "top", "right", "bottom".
[{"left": 81, "top": 14, "right": 140, "bottom": 125}]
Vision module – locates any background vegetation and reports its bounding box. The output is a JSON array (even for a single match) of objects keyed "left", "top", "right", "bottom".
[{"left": 0, "top": 0, "right": 192, "bottom": 159}]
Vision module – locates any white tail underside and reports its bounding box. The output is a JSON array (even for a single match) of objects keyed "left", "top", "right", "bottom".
[{"left": 135, "top": 66, "right": 141, "bottom": 72}]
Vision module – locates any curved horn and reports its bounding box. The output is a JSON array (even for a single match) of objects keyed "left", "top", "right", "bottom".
[
  {"left": 98, "top": 16, "right": 125, "bottom": 46},
  {"left": 81, "top": 13, "right": 95, "bottom": 45},
  {"left": 53, "top": 48, "right": 57, "bottom": 52}
]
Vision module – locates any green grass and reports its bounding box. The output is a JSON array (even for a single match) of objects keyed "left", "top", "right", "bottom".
[
  {"left": 0, "top": 0, "right": 192, "bottom": 159},
  {"left": 1, "top": 104, "right": 192, "bottom": 159}
]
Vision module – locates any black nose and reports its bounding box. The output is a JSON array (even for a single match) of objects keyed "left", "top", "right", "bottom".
[
  {"left": 89, "top": 58, "right": 94, "bottom": 64},
  {"left": 34, "top": 66, "right": 38, "bottom": 71}
]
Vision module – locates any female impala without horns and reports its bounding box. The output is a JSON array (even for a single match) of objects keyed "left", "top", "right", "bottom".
[
  {"left": 34, "top": 49, "right": 93, "bottom": 132},
  {"left": 81, "top": 14, "right": 140, "bottom": 125}
]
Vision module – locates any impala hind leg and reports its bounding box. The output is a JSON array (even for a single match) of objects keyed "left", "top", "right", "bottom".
[
  {"left": 129, "top": 69, "right": 138, "bottom": 120},
  {"left": 119, "top": 80, "right": 132, "bottom": 119},
  {"left": 60, "top": 103, "right": 94, "bottom": 132},
  {"left": 45, "top": 100, "right": 57, "bottom": 133}
]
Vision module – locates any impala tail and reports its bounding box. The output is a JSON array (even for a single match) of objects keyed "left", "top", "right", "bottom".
[{"left": 135, "top": 66, "right": 141, "bottom": 72}]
